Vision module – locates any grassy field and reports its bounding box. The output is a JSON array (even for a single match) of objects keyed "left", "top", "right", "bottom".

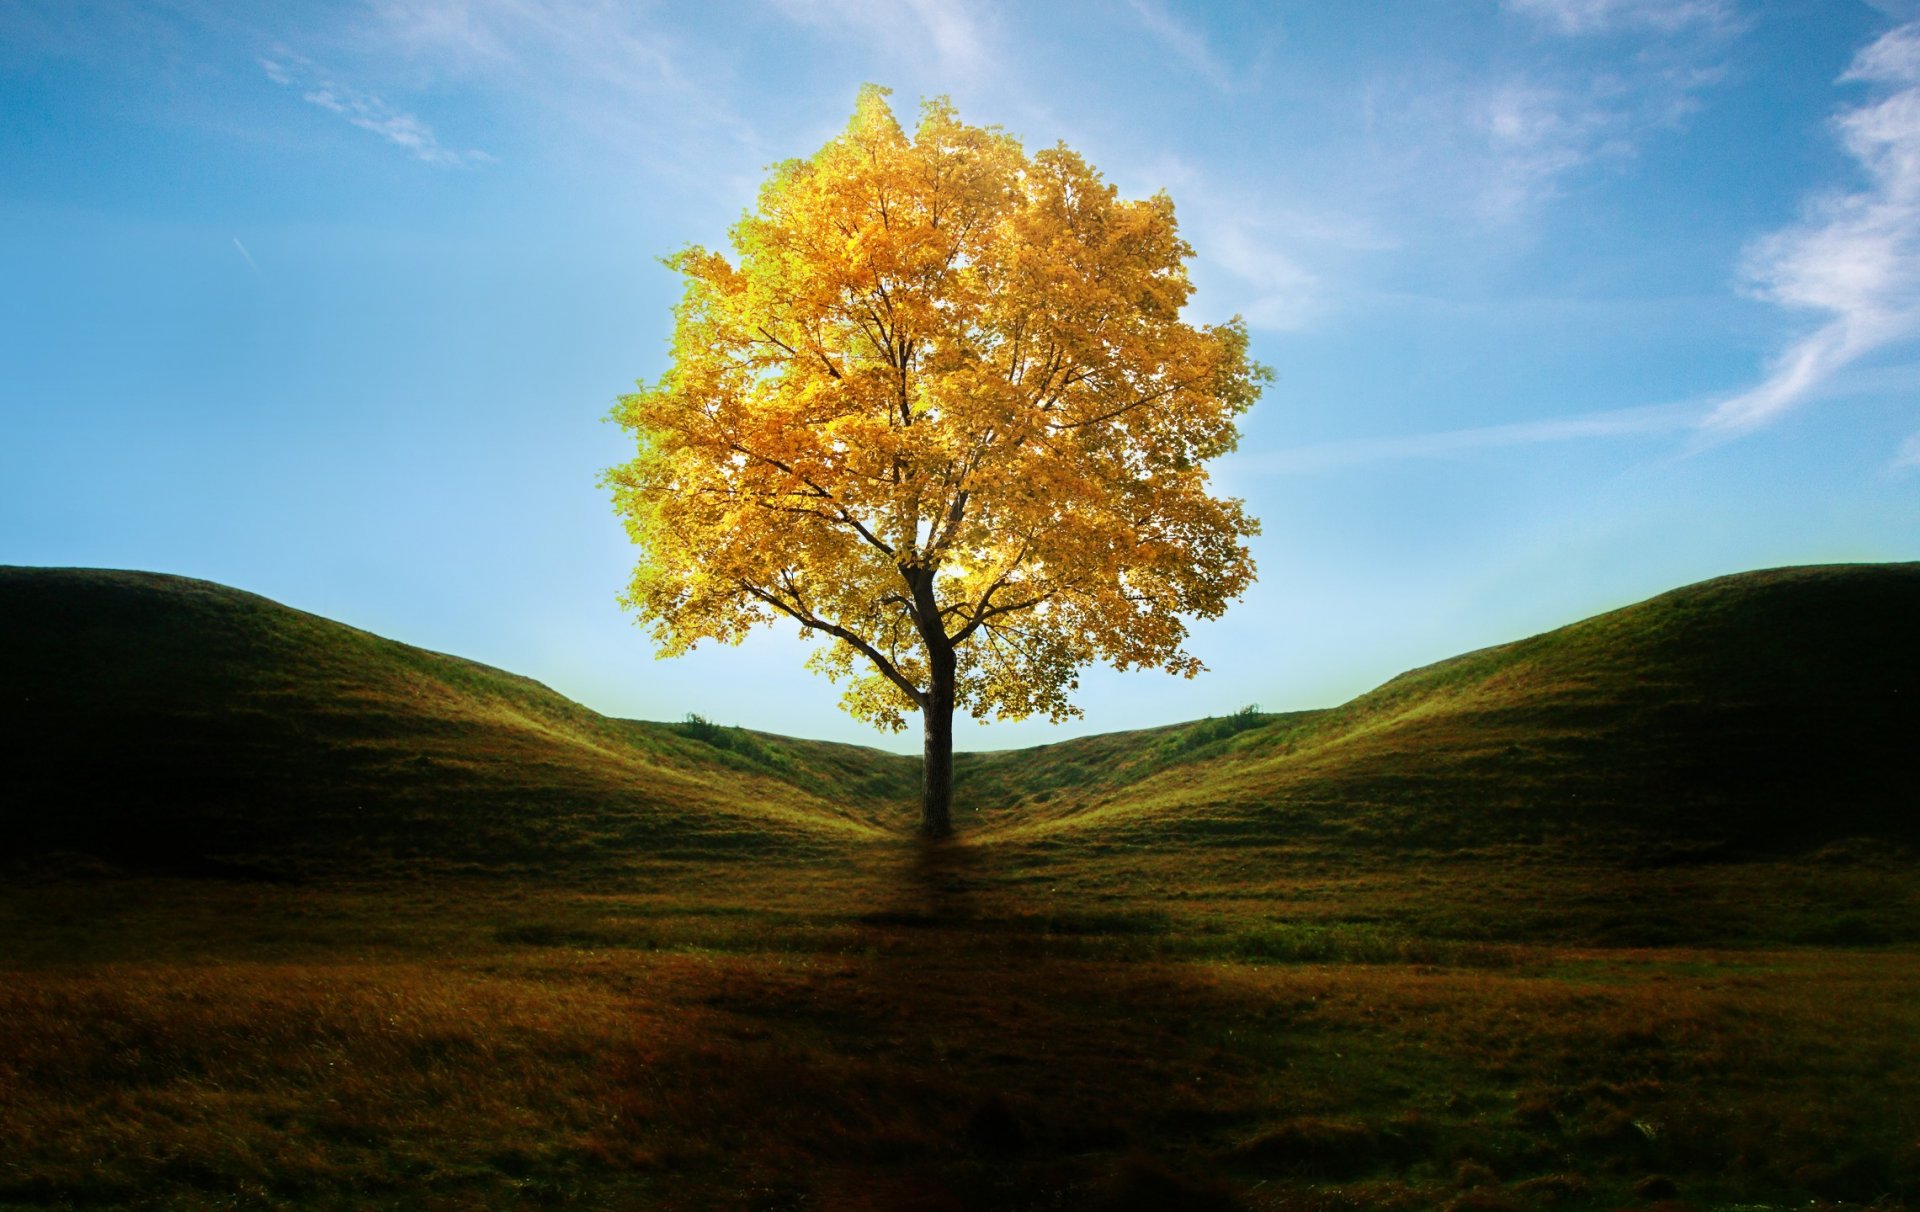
[
  {"left": 3, "top": 849, "right": 1918, "bottom": 1211},
  {"left": 3, "top": 563, "right": 1919, "bottom": 1208},
  {"left": 0, "top": 567, "right": 913, "bottom": 876}
]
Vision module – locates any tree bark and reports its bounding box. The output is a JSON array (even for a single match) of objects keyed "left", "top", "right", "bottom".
[{"left": 920, "top": 646, "right": 956, "bottom": 839}]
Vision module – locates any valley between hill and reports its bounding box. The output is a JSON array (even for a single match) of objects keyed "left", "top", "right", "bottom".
[
  {"left": 4, "top": 561, "right": 1917, "bottom": 877},
  {"left": 1, "top": 563, "right": 1917, "bottom": 1210}
]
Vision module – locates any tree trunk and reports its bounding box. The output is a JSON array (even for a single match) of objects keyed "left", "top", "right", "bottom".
[{"left": 920, "top": 650, "right": 956, "bottom": 839}]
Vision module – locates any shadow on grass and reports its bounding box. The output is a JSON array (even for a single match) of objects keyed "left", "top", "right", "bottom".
[
  {"left": 9, "top": 846, "right": 1920, "bottom": 1210},
  {"left": 582, "top": 838, "right": 1254, "bottom": 1211}
]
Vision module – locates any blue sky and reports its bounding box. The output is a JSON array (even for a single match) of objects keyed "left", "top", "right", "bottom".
[{"left": 4, "top": 0, "right": 1918, "bottom": 752}]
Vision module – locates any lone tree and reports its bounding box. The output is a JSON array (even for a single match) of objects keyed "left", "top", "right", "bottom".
[{"left": 606, "top": 87, "right": 1264, "bottom": 838}]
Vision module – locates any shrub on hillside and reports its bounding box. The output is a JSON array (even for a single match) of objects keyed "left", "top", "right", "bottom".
[{"left": 1150, "top": 705, "right": 1267, "bottom": 765}]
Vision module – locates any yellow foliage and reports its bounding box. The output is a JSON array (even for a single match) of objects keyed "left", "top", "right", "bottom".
[{"left": 606, "top": 85, "right": 1265, "bottom": 732}]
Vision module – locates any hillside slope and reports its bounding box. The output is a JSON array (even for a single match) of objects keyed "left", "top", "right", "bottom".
[
  {"left": 5, "top": 562, "right": 1915, "bottom": 875},
  {"left": 0, "top": 568, "right": 914, "bottom": 876},
  {"left": 974, "top": 563, "right": 1920, "bottom": 855}
]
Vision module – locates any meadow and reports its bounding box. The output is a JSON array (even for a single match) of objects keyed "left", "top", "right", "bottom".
[
  {"left": 3, "top": 563, "right": 1918, "bottom": 1209},
  {"left": 5, "top": 841, "right": 1919, "bottom": 1211}
]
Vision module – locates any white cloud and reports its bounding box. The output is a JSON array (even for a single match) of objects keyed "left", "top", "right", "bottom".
[
  {"left": 353, "top": 0, "right": 762, "bottom": 192},
  {"left": 231, "top": 236, "right": 259, "bottom": 273},
  {"left": 1704, "top": 22, "right": 1920, "bottom": 433},
  {"left": 1472, "top": 80, "right": 1616, "bottom": 218},
  {"left": 1205, "top": 219, "right": 1321, "bottom": 330},
  {"left": 767, "top": 0, "right": 989, "bottom": 78},
  {"left": 367, "top": 0, "right": 684, "bottom": 94},
  {"left": 1895, "top": 431, "right": 1920, "bottom": 468},
  {"left": 1464, "top": 55, "right": 1731, "bottom": 220},
  {"left": 1359, "top": 52, "right": 1728, "bottom": 226},
  {"left": 1847, "top": 19, "right": 1920, "bottom": 82},
  {"left": 1125, "top": 0, "right": 1234, "bottom": 91},
  {"left": 367, "top": 0, "right": 511, "bottom": 69},
  {"left": 1504, "top": 0, "right": 1737, "bottom": 36},
  {"left": 903, "top": 0, "right": 987, "bottom": 74},
  {"left": 263, "top": 50, "right": 491, "bottom": 166},
  {"left": 1455, "top": 0, "right": 1738, "bottom": 219},
  {"left": 1136, "top": 157, "right": 1395, "bottom": 332},
  {"left": 1231, "top": 402, "right": 1695, "bottom": 474}
]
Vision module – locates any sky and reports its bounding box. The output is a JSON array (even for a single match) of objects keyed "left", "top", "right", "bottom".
[{"left": 4, "top": 0, "right": 1919, "bottom": 753}]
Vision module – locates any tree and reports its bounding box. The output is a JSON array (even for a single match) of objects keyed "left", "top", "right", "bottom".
[{"left": 605, "top": 86, "right": 1265, "bottom": 838}]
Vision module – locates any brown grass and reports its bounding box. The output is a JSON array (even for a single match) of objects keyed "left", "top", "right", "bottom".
[{"left": 2, "top": 846, "right": 1918, "bottom": 1210}]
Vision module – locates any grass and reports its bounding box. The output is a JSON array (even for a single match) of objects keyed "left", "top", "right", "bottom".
[
  {"left": 3, "top": 561, "right": 1920, "bottom": 1207},
  {"left": 6, "top": 562, "right": 1917, "bottom": 874},
  {"left": 968, "top": 562, "right": 1920, "bottom": 858},
  {"left": 0, "top": 567, "right": 915, "bottom": 877},
  {"left": 2, "top": 853, "right": 1918, "bottom": 1210}
]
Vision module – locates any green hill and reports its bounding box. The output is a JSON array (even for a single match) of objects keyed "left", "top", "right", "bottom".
[
  {"left": 4, "top": 562, "right": 1916, "bottom": 877},
  {"left": 5, "top": 563, "right": 1918, "bottom": 1212},
  {"left": 975, "top": 562, "right": 1920, "bottom": 856},
  {"left": 0, "top": 567, "right": 914, "bottom": 877}
]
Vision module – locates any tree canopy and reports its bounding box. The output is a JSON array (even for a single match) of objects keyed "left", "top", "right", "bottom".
[{"left": 606, "top": 86, "right": 1265, "bottom": 833}]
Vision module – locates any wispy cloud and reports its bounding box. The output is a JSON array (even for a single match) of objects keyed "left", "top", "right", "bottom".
[
  {"left": 353, "top": 0, "right": 762, "bottom": 194},
  {"left": 231, "top": 236, "right": 259, "bottom": 273},
  {"left": 260, "top": 50, "right": 491, "bottom": 166},
  {"left": 1125, "top": 0, "right": 1235, "bottom": 91},
  {"left": 1474, "top": 63, "right": 1730, "bottom": 220},
  {"left": 1137, "top": 157, "right": 1396, "bottom": 332},
  {"left": 1503, "top": 0, "right": 1738, "bottom": 36},
  {"left": 1230, "top": 402, "right": 1695, "bottom": 475},
  {"left": 1204, "top": 219, "right": 1321, "bottom": 331},
  {"left": 1704, "top": 22, "right": 1920, "bottom": 435},
  {"left": 365, "top": 0, "right": 683, "bottom": 96},
  {"left": 366, "top": 0, "right": 511, "bottom": 69},
  {"left": 1472, "top": 80, "right": 1621, "bottom": 219},
  {"left": 1358, "top": 24, "right": 1733, "bottom": 226},
  {"left": 1449, "top": 0, "right": 1739, "bottom": 219},
  {"left": 767, "top": 0, "right": 989, "bottom": 79},
  {"left": 1896, "top": 431, "right": 1920, "bottom": 469}
]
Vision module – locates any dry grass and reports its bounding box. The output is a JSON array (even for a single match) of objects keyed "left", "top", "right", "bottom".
[{"left": 3, "top": 847, "right": 1918, "bottom": 1210}]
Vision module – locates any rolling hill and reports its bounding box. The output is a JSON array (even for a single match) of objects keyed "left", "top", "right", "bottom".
[
  {"left": 3, "top": 561, "right": 1916, "bottom": 877},
  {"left": 965, "top": 562, "right": 1920, "bottom": 856},
  {"left": 0, "top": 567, "right": 914, "bottom": 877}
]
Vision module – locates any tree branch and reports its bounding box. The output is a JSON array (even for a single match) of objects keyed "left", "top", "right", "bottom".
[
  {"left": 755, "top": 325, "right": 799, "bottom": 358},
  {"left": 928, "top": 487, "right": 970, "bottom": 555},
  {"left": 727, "top": 442, "right": 895, "bottom": 556},
  {"left": 1047, "top": 382, "right": 1182, "bottom": 430},
  {"left": 951, "top": 588, "right": 1053, "bottom": 645},
  {"left": 741, "top": 581, "right": 926, "bottom": 708}
]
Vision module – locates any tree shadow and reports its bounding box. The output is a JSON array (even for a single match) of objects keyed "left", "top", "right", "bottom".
[{"left": 616, "top": 833, "right": 1265, "bottom": 1211}]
